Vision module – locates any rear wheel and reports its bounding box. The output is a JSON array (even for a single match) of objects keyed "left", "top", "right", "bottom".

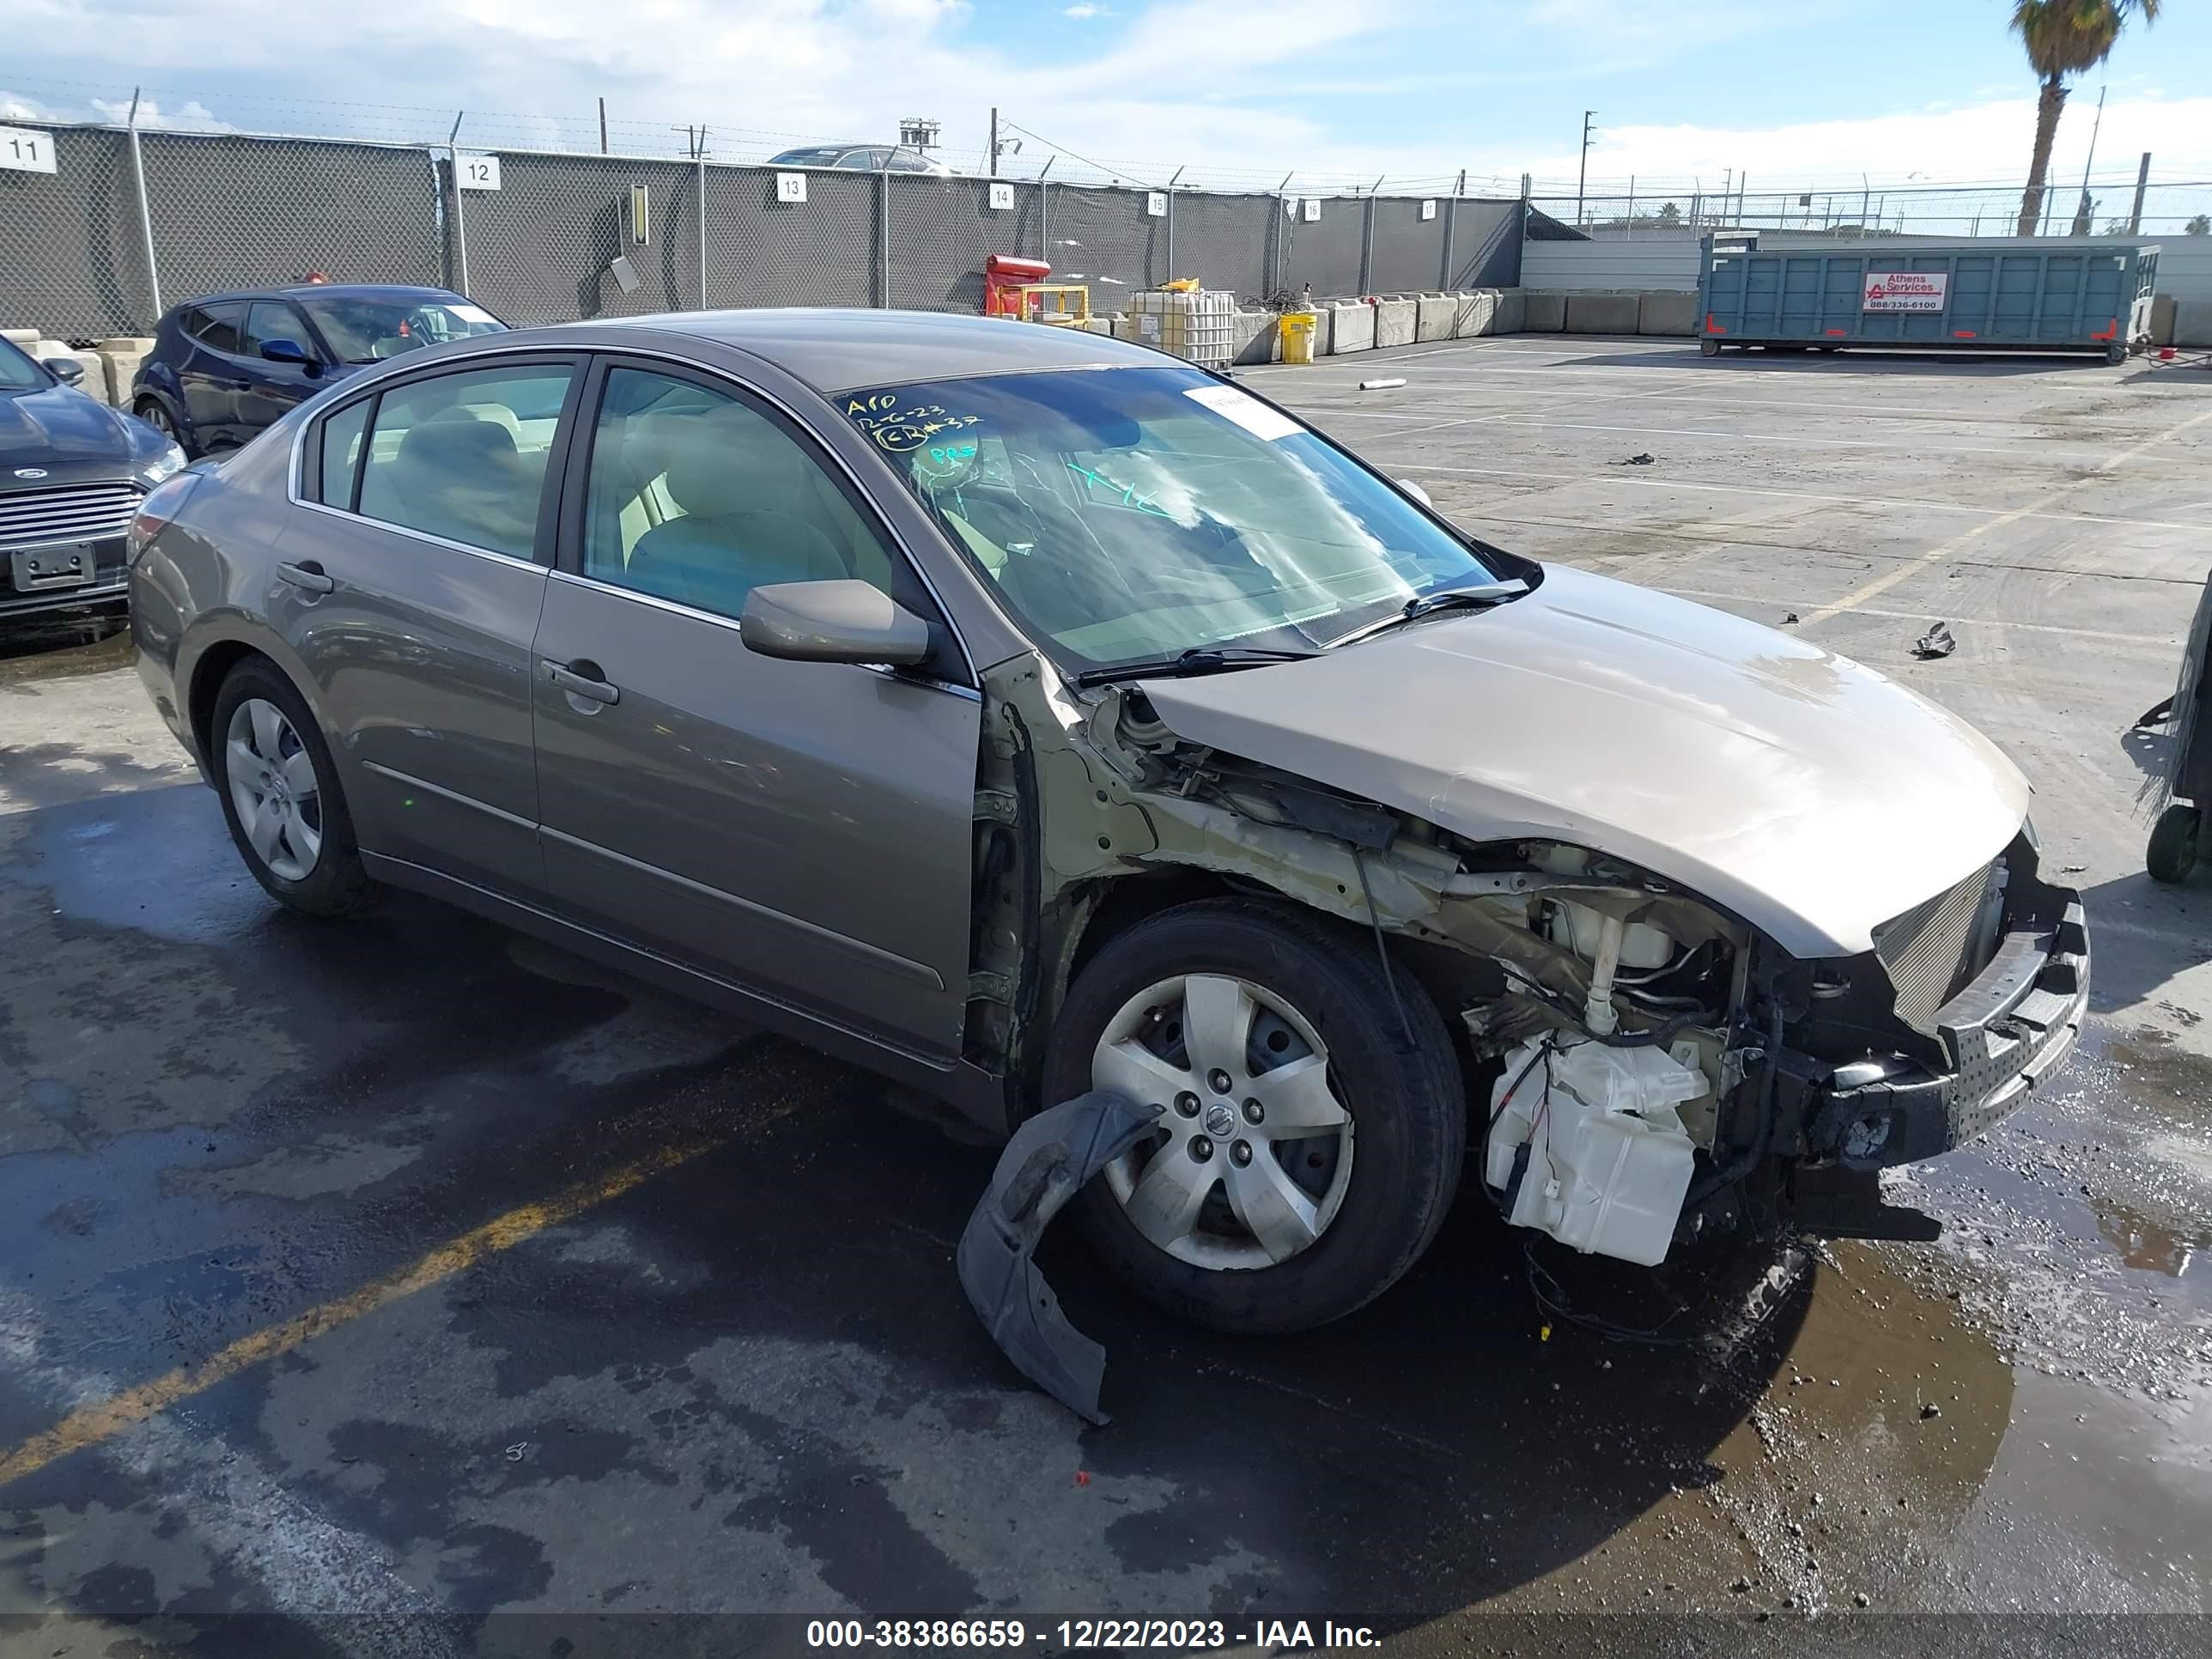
[
  {"left": 2147, "top": 803, "right": 2200, "bottom": 884},
  {"left": 1045, "top": 899, "right": 1465, "bottom": 1334},
  {"left": 209, "top": 659, "right": 372, "bottom": 916},
  {"left": 1698, "top": 338, "right": 1722, "bottom": 357},
  {"left": 134, "top": 398, "right": 185, "bottom": 452}
]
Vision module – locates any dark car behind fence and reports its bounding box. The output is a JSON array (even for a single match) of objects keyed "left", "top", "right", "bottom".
[
  {"left": 1, "top": 123, "right": 1526, "bottom": 340},
  {"left": 1695, "top": 232, "right": 2161, "bottom": 360}
]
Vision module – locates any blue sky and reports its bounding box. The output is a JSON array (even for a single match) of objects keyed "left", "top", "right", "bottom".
[{"left": 4, "top": 0, "right": 2209, "bottom": 195}]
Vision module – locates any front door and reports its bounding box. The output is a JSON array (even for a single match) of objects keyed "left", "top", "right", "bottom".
[
  {"left": 237, "top": 301, "right": 326, "bottom": 440},
  {"left": 530, "top": 359, "right": 980, "bottom": 1060},
  {"left": 177, "top": 302, "right": 250, "bottom": 448},
  {"left": 276, "top": 354, "right": 582, "bottom": 896}
]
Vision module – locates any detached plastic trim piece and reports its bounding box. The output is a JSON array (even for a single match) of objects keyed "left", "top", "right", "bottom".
[{"left": 957, "top": 1090, "right": 1162, "bottom": 1424}]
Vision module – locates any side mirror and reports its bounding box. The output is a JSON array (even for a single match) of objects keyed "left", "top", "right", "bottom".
[
  {"left": 259, "top": 338, "right": 313, "bottom": 366},
  {"left": 43, "top": 357, "right": 84, "bottom": 386},
  {"left": 1396, "top": 477, "right": 1434, "bottom": 508},
  {"left": 739, "top": 579, "right": 931, "bottom": 667}
]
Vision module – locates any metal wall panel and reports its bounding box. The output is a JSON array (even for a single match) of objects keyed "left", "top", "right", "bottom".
[
  {"left": 887, "top": 173, "right": 1042, "bottom": 312},
  {"left": 459, "top": 153, "right": 700, "bottom": 324},
  {"left": 1043, "top": 185, "right": 1159, "bottom": 306},
  {"left": 0, "top": 126, "right": 148, "bottom": 337},
  {"left": 1520, "top": 239, "right": 1702, "bottom": 293},
  {"left": 1368, "top": 198, "right": 1446, "bottom": 292},
  {"left": 708, "top": 166, "right": 877, "bottom": 309},
  {"left": 1164, "top": 191, "right": 1275, "bottom": 300},
  {"left": 1278, "top": 199, "right": 1364, "bottom": 297}
]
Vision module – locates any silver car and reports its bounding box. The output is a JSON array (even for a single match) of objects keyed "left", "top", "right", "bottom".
[{"left": 128, "top": 312, "right": 2087, "bottom": 1332}]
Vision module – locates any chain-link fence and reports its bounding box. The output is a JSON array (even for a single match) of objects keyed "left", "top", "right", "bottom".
[
  {"left": 2, "top": 118, "right": 1531, "bottom": 342},
  {"left": 1532, "top": 178, "right": 2212, "bottom": 243}
]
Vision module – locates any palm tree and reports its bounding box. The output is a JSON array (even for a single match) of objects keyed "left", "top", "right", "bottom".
[{"left": 2012, "top": 1, "right": 2159, "bottom": 236}]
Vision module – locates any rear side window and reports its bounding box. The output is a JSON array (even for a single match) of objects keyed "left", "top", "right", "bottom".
[
  {"left": 187, "top": 304, "right": 246, "bottom": 353},
  {"left": 314, "top": 400, "right": 371, "bottom": 508},
  {"left": 353, "top": 363, "right": 574, "bottom": 559}
]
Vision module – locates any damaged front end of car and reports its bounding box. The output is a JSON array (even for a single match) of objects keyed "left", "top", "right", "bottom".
[{"left": 963, "top": 652, "right": 2089, "bottom": 1270}]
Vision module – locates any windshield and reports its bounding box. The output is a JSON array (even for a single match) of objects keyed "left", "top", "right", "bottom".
[
  {"left": 295, "top": 294, "right": 506, "bottom": 363},
  {"left": 845, "top": 366, "right": 1501, "bottom": 672},
  {"left": 0, "top": 337, "right": 49, "bottom": 392},
  {"left": 770, "top": 146, "right": 852, "bottom": 165}
]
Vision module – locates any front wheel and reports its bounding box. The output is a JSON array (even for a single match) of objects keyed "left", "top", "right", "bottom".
[
  {"left": 135, "top": 398, "right": 186, "bottom": 453},
  {"left": 1698, "top": 338, "right": 1722, "bottom": 357},
  {"left": 2147, "top": 802, "right": 2200, "bottom": 884},
  {"left": 1044, "top": 899, "right": 1465, "bottom": 1334}
]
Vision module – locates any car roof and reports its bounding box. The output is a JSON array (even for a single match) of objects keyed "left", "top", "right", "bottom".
[
  {"left": 570, "top": 307, "right": 1172, "bottom": 394},
  {"left": 180, "top": 284, "right": 465, "bottom": 308}
]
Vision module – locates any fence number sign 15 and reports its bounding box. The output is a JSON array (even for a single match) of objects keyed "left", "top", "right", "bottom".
[
  {"left": 0, "top": 126, "right": 58, "bottom": 174},
  {"left": 458, "top": 155, "right": 501, "bottom": 191},
  {"left": 1863, "top": 271, "right": 1947, "bottom": 312}
]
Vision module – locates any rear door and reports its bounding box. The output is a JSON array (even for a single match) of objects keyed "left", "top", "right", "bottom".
[
  {"left": 529, "top": 355, "right": 981, "bottom": 1060},
  {"left": 178, "top": 302, "right": 250, "bottom": 447},
  {"left": 237, "top": 301, "right": 325, "bottom": 440},
  {"left": 280, "top": 353, "right": 582, "bottom": 898}
]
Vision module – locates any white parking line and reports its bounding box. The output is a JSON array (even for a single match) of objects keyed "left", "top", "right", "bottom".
[
  {"left": 1385, "top": 462, "right": 2212, "bottom": 536},
  {"left": 1649, "top": 588, "right": 2179, "bottom": 647},
  {"left": 1304, "top": 380, "right": 2137, "bottom": 428},
  {"left": 1796, "top": 405, "right": 2212, "bottom": 624}
]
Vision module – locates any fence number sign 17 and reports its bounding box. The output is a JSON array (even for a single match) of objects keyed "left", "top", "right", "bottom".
[
  {"left": 457, "top": 154, "right": 501, "bottom": 191},
  {"left": 0, "top": 126, "right": 58, "bottom": 174},
  {"left": 1863, "top": 270, "right": 1947, "bottom": 312}
]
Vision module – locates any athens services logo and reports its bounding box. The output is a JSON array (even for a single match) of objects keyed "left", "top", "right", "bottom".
[{"left": 12, "top": 468, "right": 48, "bottom": 479}]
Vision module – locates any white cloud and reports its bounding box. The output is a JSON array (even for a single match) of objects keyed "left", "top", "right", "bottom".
[{"left": 1064, "top": 3, "right": 1109, "bottom": 15}]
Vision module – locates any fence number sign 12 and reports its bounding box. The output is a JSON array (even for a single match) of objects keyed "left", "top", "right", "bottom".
[
  {"left": 1863, "top": 271, "right": 1946, "bottom": 312},
  {"left": 0, "top": 126, "right": 57, "bottom": 174},
  {"left": 457, "top": 154, "right": 501, "bottom": 191}
]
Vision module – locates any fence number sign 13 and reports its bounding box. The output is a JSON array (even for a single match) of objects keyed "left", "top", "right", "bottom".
[
  {"left": 1863, "top": 271, "right": 1946, "bottom": 312},
  {"left": 0, "top": 126, "right": 57, "bottom": 174},
  {"left": 457, "top": 155, "right": 501, "bottom": 191}
]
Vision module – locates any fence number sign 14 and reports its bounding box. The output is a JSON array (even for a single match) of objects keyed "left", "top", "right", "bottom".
[
  {"left": 0, "top": 126, "right": 57, "bottom": 174},
  {"left": 1863, "top": 271, "right": 1947, "bottom": 312}
]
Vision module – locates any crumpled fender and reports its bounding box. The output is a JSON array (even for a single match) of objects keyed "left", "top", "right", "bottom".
[{"left": 957, "top": 1090, "right": 1161, "bottom": 1424}]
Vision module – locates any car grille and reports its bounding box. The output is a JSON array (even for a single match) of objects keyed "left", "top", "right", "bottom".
[
  {"left": 1872, "top": 858, "right": 2005, "bottom": 1036},
  {"left": 0, "top": 481, "right": 143, "bottom": 550}
]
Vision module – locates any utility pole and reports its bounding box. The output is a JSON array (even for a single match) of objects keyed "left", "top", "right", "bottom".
[
  {"left": 1576, "top": 110, "right": 1595, "bottom": 227},
  {"left": 599, "top": 96, "right": 608, "bottom": 154},
  {"left": 989, "top": 106, "right": 999, "bottom": 177},
  {"left": 2128, "top": 151, "right": 2151, "bottom": 234}
]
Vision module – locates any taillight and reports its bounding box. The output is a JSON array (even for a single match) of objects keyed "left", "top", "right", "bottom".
[{"left": 127, "top": 471, "right": 201, "bottom": 565}]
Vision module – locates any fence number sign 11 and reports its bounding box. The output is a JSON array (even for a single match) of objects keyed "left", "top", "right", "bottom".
[
  {"left": 457, "top": 155, "right": 501, "bottom": 191},
  {"left": 0, "top": 126, "right": 58, "bottom": 174},
  {"left": 1863, "top": 271, "right": 1946, "bottom": 312}
]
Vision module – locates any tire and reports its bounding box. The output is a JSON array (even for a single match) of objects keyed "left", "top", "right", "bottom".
[
  {"left": 209, "top": 658, "right": 373, "bottom": 916},
  {"left": 1043, "top": 898, "right": 1465, "bottom": 1334},
  {"left": 2106, "top": 343, "right": 2129, "bottom": 367},
  {"left": 135, "top": 397, "right": 188, "bottom": 455},
  {"left": 1698, "top": 338, "right": 1722, "bottom": 357},
  {"left": 2146, "top": 803, "right": 2199, "bottom": 884}
]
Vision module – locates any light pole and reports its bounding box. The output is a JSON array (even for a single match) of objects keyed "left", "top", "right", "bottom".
[{"left": 1576, "top": 110, "right": 1595, "bottom": 227}]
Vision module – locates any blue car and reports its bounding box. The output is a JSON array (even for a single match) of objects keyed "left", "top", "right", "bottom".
[{"left": 132, "top": 283, "right": 507, "bottom": 458}]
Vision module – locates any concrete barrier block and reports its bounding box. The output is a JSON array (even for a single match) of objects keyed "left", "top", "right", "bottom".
[
  {"left": 1328, "top": 301, "right": 1375, "bottom": 353},
  {"left": 1232, "top": 309, "right": 1279, "bottom": 364},
  {"left": 97, "top": 345, "right": 151, "bottom": 408},
  {"left": 1449, "top": 290, "right": 1494, "bottom": 337},
  {"left": 1076, "top": 316, "right": 1115, "bottom": 337},
  {"left": 1522, "top": 290, "right": 1567, "bottom": 332},
  {"left": 1109, "top": 313, "right": 1143, "bottom": 343},
  {"left": 2, "top": 328, "right": 40, "bottom": 347},
  {"left": 1491, "top": 289, "right": 1526, "bottom": 335},
  {"left": 2148, "top": 294, "right": 2177, "bottom": 346},
  {"left": 1415, "top": 294, "right": 1455, "bottom": 342},
  {"left": 1374, "top": 297, "right": 1417, "bottom": 349},
  {"left": 1565, "top": 292, "right": 1641, "bottom": 335},
  {"left": 2172, "top": 299, "right": 2212, "bottom": 349},
  {"left": 101, "top": 335, "right": 155, "bottom": 352},
  {"left": 1637, "top": 291, "right": 1699, "bottom": 337}
]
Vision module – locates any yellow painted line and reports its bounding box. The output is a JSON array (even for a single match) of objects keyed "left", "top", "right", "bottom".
[
  {"left": 1797, "top": 404, "right": 2212, "bottom": 627},
  {"left": 0, "top": 1135, "right": 722, "bottom": 1490}
]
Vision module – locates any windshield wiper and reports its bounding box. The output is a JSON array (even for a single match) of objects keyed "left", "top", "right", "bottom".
[
  {"left": 1074, "top": 646, "right": 1316, "bottom": 687},
  {"left": 1325, "top": 580, "right": 1528, "bottom": 649}
]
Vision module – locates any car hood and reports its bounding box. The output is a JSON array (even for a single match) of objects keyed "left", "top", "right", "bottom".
[
  {"left": 0, "top": 382, "right": 138, "bottom": 471},
  {"left": 1136, "top": 565, "right": 2030, "bottom": 957}
]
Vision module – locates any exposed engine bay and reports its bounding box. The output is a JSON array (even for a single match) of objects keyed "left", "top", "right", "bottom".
[{"left": 964, "top": 653, "right": 2086, "bottom": 1268}]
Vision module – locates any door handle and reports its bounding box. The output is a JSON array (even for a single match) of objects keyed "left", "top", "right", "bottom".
[
  {"left": 542, "top": 658, "right": 620, "bottom": 706},
  {"left": 276, "top": 560, "right": 334, "bottom": 596}
]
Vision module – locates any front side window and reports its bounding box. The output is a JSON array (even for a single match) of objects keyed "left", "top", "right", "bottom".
[
  {"left": 580, "top": 366, "right": 898, "bottom": 622},
  {"left": 294, "top": 294, "right": 505, "bottom": 365},
  {"left": 843, "top": 366, "right": 1499, "bottom": 671},
  {"left": 354, "top": 363, "right": 574, "bottom": 558},
  {"left": 243, "top": 301, "right": 312, "bottom": 360},
  {"left": 0, "top": 337, "right": 46, "bottom": 392}
]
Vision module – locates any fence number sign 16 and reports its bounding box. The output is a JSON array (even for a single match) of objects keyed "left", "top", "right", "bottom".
[
  {"left": 0, "top": 126, "right": 58, "bottom": 174},
  {"left": 457, "top": 155, "right": 501, "bottom": 191},
  {"left": 1863, "top": 271, "right": 1947, "bottom": 312}
]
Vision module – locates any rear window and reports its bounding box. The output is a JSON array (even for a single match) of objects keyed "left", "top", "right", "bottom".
[{"left": 185, "top": 304, "right": 246, "bottom": 353}]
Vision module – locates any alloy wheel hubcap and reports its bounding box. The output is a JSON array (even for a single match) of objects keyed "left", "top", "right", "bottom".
[
  {"left": 226, "top": 697, "right": 324, "bottom": 882},
  {"left": 1092, "top": 973, "right": 1354, "bottom": 1271}
]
